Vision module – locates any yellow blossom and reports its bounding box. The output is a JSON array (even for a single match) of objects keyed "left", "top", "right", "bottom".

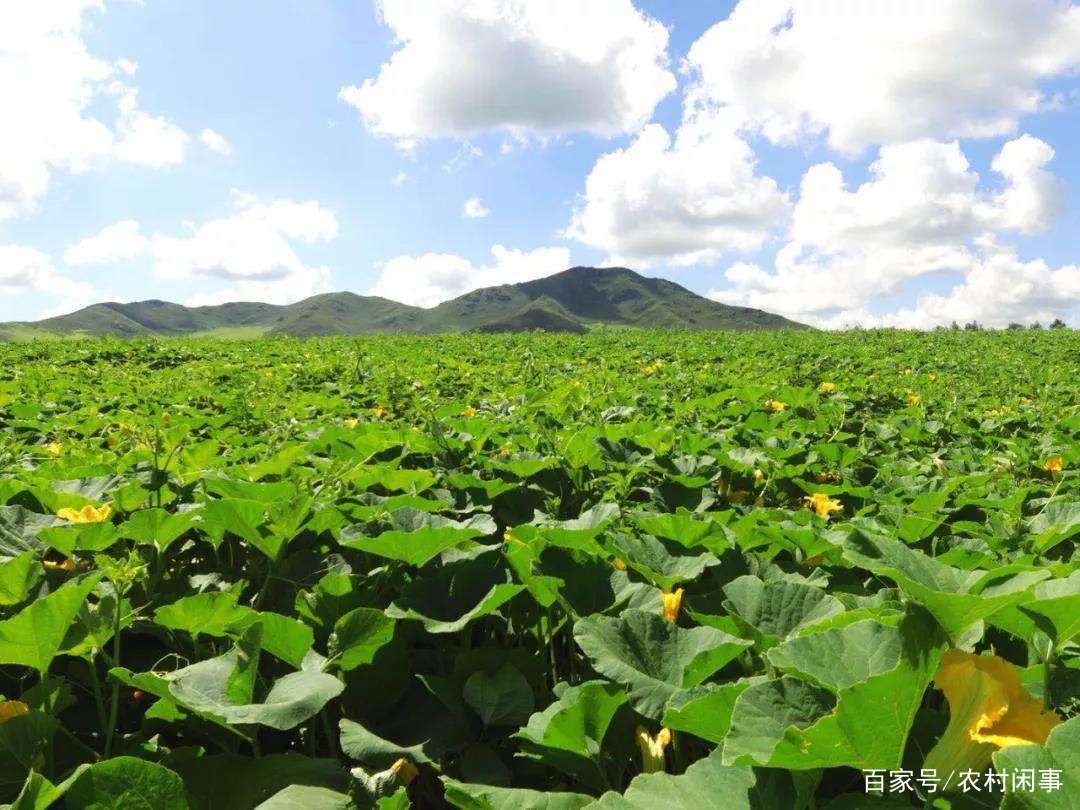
[
  {"left": 613, "top": 557, "right": 627, "bottom": 571},
  {"left": 753, "top": 468, "right": 764, "bottom": 481},
  {"left": 928, "top": 373, "right": 937, "bottom": 382},
  {"left": 56, "top": 504, "right": 111, "bottom": 524},
  {"left": 461, "top": 406, "right": 478, "bottom": 418},
  {"left": 923, "top": 649, "right": 1062, "bottom": 778},
  {"left": 641, "top": 360, "right": 663, "bottom": 376},
  {"left": 46, "top": 442, "right": 63, "bottom": 457},
  {"left": 819, "top": 382, "right": 836, "bottom": 393},
  {"left": 0, "top": 701, "right": 28, "bottom": 725},
  {"left": 161, "top": 411, "right": 171, "bottom": 425},
  {"left": 661, "top": 588, "right": 683, "bottom": 623},
  {"left": 390, "top": 757, "right": 419, "bottom": 785},
  {"left": 764, "top": 399, "right": 786, "bottom": 413},
  {"left": 803, "top": 493, "right": 842, "bottom": 518},
  {"left": 344, "top": 418, "right": 359, "bottom": 429},
  {"left": 43, "top": 558, "right": 75, "bottom": 572},
  {"left": 635, "top": 727, "right": 672, "bottom": 774},
  {"left": 907, "top": 393, "right": 921, "bottom": 406},
  {"left": 1044, "top": 455, "right": 1063, "bottom": 474},
  {"left": 902, "top": 368, "right": 913, "bottom": 376},
  {"left": 372, "top": 405, "right": 386, "bottom": 419}
]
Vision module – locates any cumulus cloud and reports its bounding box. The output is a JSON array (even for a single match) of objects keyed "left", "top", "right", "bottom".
[
  {"left": 711, "top": 136, "right": 1072, "bottom": 327},
  {"left": 340, "top": 0, "right": 675, "bottom": 143},
  {"left": 372, "top": 245, "right": 570, "bottom": 307},
  {"left": 566, "top": 110, "right": 790, "bottom": 267},
  {"left": 199, "top": 128, "right": 233, "bottom": 155},
  {"left": 66, "top": 193, "right": 339, "bottom": 305},
  {"left": 0, "top": 3, "right": 189, "bottom": 219},
  {"left": 0, "top": 244, "right": 95, "bottom": 317},
  {"left": 686, "top": 0, "right": 1080, "bottom": 154},
  {"left": 462, "top": 197, "right": 490, "bottom": 219},
  {"left": 65, "top": 220, "right": 148, "bottom": 265}
]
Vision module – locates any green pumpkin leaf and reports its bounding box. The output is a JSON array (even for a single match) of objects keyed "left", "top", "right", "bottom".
[
  {"left": 0, "top": 574, "right": 100, "bottom": 672},
  {"left": 462, "top": 663, "right": 534, "bottom": 727},
  {"left": 64, "top": 757, "right": 190, "bottom": 810},
  {"left": 328, "top": 608, "right": 395, "bottom": 671},
  {"left": 574, "top": 609, "right": 751, "bottom": 719}
]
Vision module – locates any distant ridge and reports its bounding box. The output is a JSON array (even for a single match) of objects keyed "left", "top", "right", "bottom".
[{"left": 0, "top": 267, "right": 806, "bottom": 339}]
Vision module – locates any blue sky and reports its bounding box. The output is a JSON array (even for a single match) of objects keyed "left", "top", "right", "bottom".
[{"left": 1, "top": 1, "right": 1078, "bottom": 328}]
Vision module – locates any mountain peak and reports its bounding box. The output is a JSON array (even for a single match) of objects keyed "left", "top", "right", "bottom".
[{"left": 1, "top": 266, "right": 805, "bottom": 339}]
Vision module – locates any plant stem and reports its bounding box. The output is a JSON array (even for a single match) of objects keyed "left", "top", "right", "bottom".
[
  {"left": 88, "top": 656, "right": 108, "bottom": 733},
  {"left": 104, "top": 592, "right": 123, "bottom": 757}
]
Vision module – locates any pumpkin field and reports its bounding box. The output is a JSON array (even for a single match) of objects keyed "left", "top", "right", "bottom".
[{"left": 0, "top": 329, "right": 1077, "bottom": 808}]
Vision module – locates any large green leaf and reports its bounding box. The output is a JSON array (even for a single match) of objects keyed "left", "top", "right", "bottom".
[
  {"left": 163, "top": 631, "right": 343, "bottom": 730},
  {"left": 171, "top": 754, "right": 349, "bottom": 810},
  {"left": 462, "top": 663, "right": 534, "bottom": 727},
  {"left": 573, "top": 609, "right": 750, "bottom": 719},
  {"left": 328, "top": 607, "right": 395, "bottom": 671},
  {"left": 843, "top": 528, "right": 1048, "bottom": 641},
  {"left": 64, "top": 757, "right": 190, "bottom": 810},
  {"left": 994, "top": 716, "right": 1080, "bottom": 809},
  {"left": 612, "top": 534, "right": 718, "bottom": 590},
  {"left": 442, "top": 778, "right": 591, "bottom": 810},
  {"left": 0, "top": 575, "right": 99, "bottom": 672},
  {"left": 723, "top": 613, "right": 946, "bottom": 770},
  {"left": 0, "top": 553, "right": 40, "bottom": 607},
  {"left": 514, "top": 681, "right": 627, "bottom": 792},
  {"left": 340, "top": 508, "right": 495, "bottom": 566},
  {"left": 386, "top": 556, "right": 523, "bottom": 634},
  {"left": 722, "top": 575, "right": 844, "bottom": 650},
  {"left": 585, "top": 748, "right": 793, "bottom": 809}
]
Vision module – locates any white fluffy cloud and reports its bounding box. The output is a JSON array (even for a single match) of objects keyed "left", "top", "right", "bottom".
[
  {"left": 712, "top": 136, "right": 1073, "bottom": 327},
  {"left": 66, "top": 193, "right": 339, "bottom": 305},
  {"left": 372, "top": 245, "right": 570, "bottom": 307},
  {"left": 199, "top": 129, "right": 233, "bottom": 155},
  {"left": 462, "top": 197, "right": 490, "bottom": 219},
  {"left": 64, "top": 219, "right": 148, "bottom": 265},
  {"left": 686, "top": 0, "right": 1080, "bottom": 154},
  {"left": 877, "top": 242, "right": 1080, "bottom": 329},
  {"left": 340, "top": 0, "right": 675, "bottom": 142},
  {"left": 0, "top": 245, "right": 95, "bottom": 318},
  {"left": 566, "top": 110, "right": 790, "bottom": 267},
  {"left": 0, "top": 3, "right": 189, "bottom": 219}
]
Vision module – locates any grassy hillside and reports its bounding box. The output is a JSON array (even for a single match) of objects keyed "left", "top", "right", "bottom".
[{"left": 1, "top": 267, "right": 804, "bottom": 339}]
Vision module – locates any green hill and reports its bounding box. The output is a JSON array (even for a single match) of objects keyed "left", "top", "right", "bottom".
[{"left": 0, "top": 267, "right": 805, "bottom": 339}]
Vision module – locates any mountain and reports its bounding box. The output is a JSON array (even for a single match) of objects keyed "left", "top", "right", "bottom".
[{"left": 0, "top": 267, "right": 805, "bottom": 339}]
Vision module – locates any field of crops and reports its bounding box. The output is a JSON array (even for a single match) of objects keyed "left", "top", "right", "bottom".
[{"left": 0, "top": 330, "right": 1077, "bottom": 808}]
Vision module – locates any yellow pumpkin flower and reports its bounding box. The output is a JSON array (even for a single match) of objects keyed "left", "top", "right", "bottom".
[
  {"left": 56, "top": 504, "right": 111, "bottom": 524},
  {"left": 641, "top": 360, "right": 663, "bottom": 376},
  {"left": 804, "top": 492, "right": 843, "bottom": 518},
  {"left": 46, "top": 442, "right": 63, "bottom": 457},
  {"left": 907, "top": 393, "right": 921, "bottom": 406},
  {"left": 753, "top": 468, "right": 764, "bottom": 481},
  {"left": 390, "top": 757, "right": 419, "bottom": 785},
  {"left": 819, "top": 382, "right": 836, "bottom": 393},
  {"left": 0, "top": 701, "right": 28, "bottom": 725},
  {"left": 928, "top": 373, "right": 937, "bottom": 382},
  {"left": 461, "top": 406, "right": 478, "bottom": 418},
  {"left": 344, "top": 417, "right": 359, "bottom": 429},
  {"left": 372, "top": 405, "right": 386, "bottom": 419},
  {"left": 764, "top": 399, "right": 786, "bottom": 413},
  {"left": 613, "top": 557, "right": 627, "bottom": 571},
  {"left": 1044, "top": 455, "right": 1063, "bottom": 474},
  {"left": 923, "top": 649, "right": 1061, "bottom": 777},
  {"left": 661, "top": 588, "right": 683, "bottom": 623},
  {"left": 635, "top": 727, "right": 672, "bottom": 774}
]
